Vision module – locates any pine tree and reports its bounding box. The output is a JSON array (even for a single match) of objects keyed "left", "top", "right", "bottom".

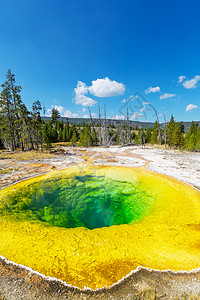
[
  {"left": 43, "top": 122, "right": 52, "bottom": 149},
  {"left": 131, "top": 131, "right": 136, "bottom": 143},
  {"left": 19, "top": 103, "right": 33, "bottom": 150},
  {"left": 69, "top": 123, "right": 77, "bottom": 141},
  {"left": 51, "top": 108, "right": 60, "bottom": 124},
  {"left": 134, "top": 133, "right": 140, "bottom": 145},
  {"left": 58, "top": 128, "right": 63, "bottom": 142},
  {"left": 0, "top": 129, "right": 4, "bottom": 149},
  {"left": 0, "top": 70, "right": 33, "bottom": 151},
  {"left": 8, "top": 70, "right": 24, "bottom": 150},
  {"left": 196, "top": 127, "right": 200, "bottom": 150},
  {"left": 184, "top": 121, "right": 198, "bottom": 151},
  {"left": 166, "top": 115, "right": 176, "bottom": 147},
  {"left": 172, "top": 123, "right": 182, "bottom": 147},
  {"left": 31, "top": 100, "right": 43, "bottom": 150},
  {"left": 115, "top": 131, "right": 120, "bottom": 144},
  {"left": 70, "top": 130, "right": 78, "bottom": 146},
  {"left": 57, "top": 119, "right": 63, "bottom": 141},
  {"left": 0, "top": 70, "right": 20, "bottom": 150},
  {"left": 145, "top": 128, "right": 152, "bottom": 144},
  {"left": 52, "top": 125, "right": 58, "bottom": 143},
  {"left": 65, "top": 118, "right": 70, "bottom": 141},
  {"left": 151, "top": 121, "right": 159, "bottom": 144},
  {"left": 139, "top": 129, "right": 145, "bottom": 146},
  {"left": 79, "top": 124, "right": 92, "bottom": 147},
  {"left": 62, "top": 126, "right": 67, "bottom": 142},
  {"left": 60, "top": 119, "right": 64, "bottom": 131}
]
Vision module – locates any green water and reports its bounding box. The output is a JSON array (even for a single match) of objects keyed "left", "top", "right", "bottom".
[{"left": 1, "top": 174, "right": 155, "bottom": 229}]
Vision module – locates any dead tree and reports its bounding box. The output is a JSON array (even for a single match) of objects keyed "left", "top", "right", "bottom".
[
  {"left": 87, "top": 106, "right": 97, "bottom": 145},
  {"left": 119, "top": 120, "right": 125, "bottom": 146},
  {"left": 103, "top": 104, "right": 108, "bottom": 146},
  {"left": 162, "top": 107, "right": 167, "bottom": 149},
  {"left": 43, "top": 105, "right": 46, "bottom": 117},
  {"left": 126, "top": 103, "right": 130, "bottom": 144},
  {"left": 98, "top": 103, "right": 102, "bottom": 145}
]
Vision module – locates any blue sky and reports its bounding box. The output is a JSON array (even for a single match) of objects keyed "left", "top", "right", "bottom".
[{"left": 0, "top": 0, "right": 200, "bottom": 122}]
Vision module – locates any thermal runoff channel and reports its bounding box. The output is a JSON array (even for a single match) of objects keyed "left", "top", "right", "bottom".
[{"left": 0, "top": 166, "right": 200, "bottom": 289}]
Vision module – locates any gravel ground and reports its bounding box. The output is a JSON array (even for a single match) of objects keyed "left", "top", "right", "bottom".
[{"left": 89, "top": 146, "right": 200, "bottom": 189}]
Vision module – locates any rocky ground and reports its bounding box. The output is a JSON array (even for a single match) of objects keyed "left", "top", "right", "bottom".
[{"left": 0, "top": 146, "right": 200, "bottom": 299}]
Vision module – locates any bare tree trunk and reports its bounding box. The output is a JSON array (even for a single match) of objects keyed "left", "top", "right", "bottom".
[
  {"left": 6, "top": 100, "right": 15, "bottom": 151},
  {"left": 119, "top": 121, "right": 124, "bottom": 146},
  {"left": 104, "top": 104, "right": 108, "bottom": 146},
  {"left": 126, "top": 104, "right": 130, "bottom": 144},
  {"left": 88, "top": 106, "right": 97, "bottom": 145},
  {"left": 23, "top": 114, "right": 34, "bottom": 150},
  {"left": 98, "top": 103, "right": 102, "bottom": 145},
  {"left": 43, "top": 105, "right": 46, "bottom": 117},
  {"left": 21, "top": 141, "right": 24, "bottom": 151},
  {"left": 163, "top": 107, "right": 167, "bottom": 149}
]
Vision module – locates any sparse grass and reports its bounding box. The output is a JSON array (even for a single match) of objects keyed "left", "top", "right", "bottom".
[
  {"left": 52, "top": 142, "right": 71, "bottom": 147},
  {"left": 151, "top": 144, "right": 171, "bottom": 150},
  {"left": 0, "top": 150, "right": 54, "bottom": 161}
]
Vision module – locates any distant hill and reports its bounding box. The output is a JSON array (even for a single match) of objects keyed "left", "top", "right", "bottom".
[
  {"left": 41, "top": 116, "right": 155, "bottom": 128},
  {"left": 178, "top": 121, "right": 200, "bottom": 132},
  {"left": 41, "top": 116, "right": 200, "bottom": 131}
]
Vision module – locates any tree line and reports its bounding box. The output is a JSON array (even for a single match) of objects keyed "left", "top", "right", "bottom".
[{"left": 0, "top": 70, "right": 200, "bottom": 151}]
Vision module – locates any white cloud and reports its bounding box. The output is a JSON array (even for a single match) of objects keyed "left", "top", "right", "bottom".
[
  {"left": 160, "top": 93, "right": 176, "bottom": 100},
  {"left": 140, "top": 106, "right": 146, "bottom": 112},
  {"left": 183, "top": 76, "right": 200, "bottom": 89},
  {"left": 131, "top": 112, "right": 143, "bottom": 119},
  {"left": 121, "top": 99, "right": 126, "bottom": 103},
  {"left": 178, "top": 75, "right": 200, "bottom": 89},
  {"left": 186, "top": 104, "right": 198, "bottom": 112},
  {"left": 88, "top": 77, "right": 125, "bottom": 97},
  {"left": 111, "top": 114, "right": 125, "bottom": 120},
  {"left": 47, "top": 105, "right": 79, "bottom": 118},
  {"left": 46, "top": 108, "right": 52, "bottom": 116},
  {"left": 74, "top": 81, "right": 97, "bottom": 107},
  {"left": 145, "top": 86, "right": 160, "bottom": 94},
  {"left": 74, "top": 77, "right": 125, "bottom": 107},
  {"left": 76, "top": 94, "right": 97, "bottom": 107},
  {"left": 178, "top": 75, "right": 186, "bottom": 83},
  {"left": 82, "top": 108, "right": 86, "bottom": 112},
  {"left": 128, "top": 95, "right": 137, "bottom": 101},
  {"left": 74, "top": 80, "right": 88, "bottom": 95},
  {"left": 82, "top": 113, "right": 96, "bottom": 118}
]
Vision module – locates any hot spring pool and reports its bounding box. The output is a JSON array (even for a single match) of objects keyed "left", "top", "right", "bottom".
[
  {"left": 2, "top": 173, "right": 155, "bottom": 229},
  {"left": 0, "top": 166, "right": 200, "bottom": 289}
]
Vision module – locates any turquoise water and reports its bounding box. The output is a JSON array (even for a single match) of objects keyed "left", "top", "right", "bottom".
[{"left": 2, "top": 174, "right": 155, "bottom": 229}]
